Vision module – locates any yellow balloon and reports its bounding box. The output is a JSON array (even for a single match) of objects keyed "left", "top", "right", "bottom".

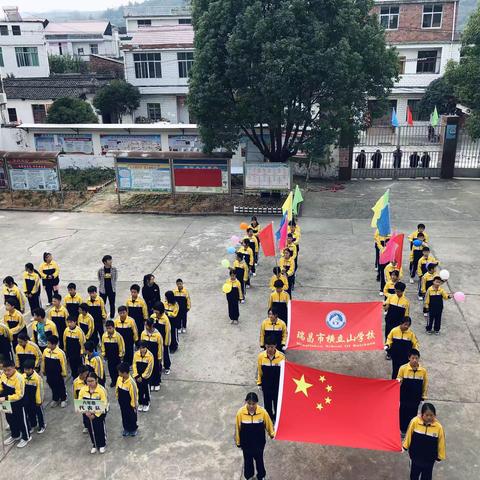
[{"left": 222, "top": 283, "right": 232, "bottom": 294}]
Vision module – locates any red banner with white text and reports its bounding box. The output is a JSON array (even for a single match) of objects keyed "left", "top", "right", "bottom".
[{"left": 286, "top": 300, "right": 383, "bottom": 351}]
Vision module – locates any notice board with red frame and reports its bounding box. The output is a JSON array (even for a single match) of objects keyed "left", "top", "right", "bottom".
[{"left": 172, "top": 158, "right": 230, "bottom": 194}]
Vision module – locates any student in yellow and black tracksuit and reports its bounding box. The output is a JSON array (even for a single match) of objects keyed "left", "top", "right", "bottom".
[
  {"left": 383, "top": 270, "right": 400, "bottom": 300},
  {"left": 269, "top": 267, "right": 288, "bottom": 292},
  {"left": 174, "top": 279, "right": 191, "bottom": 333},
  {"left": 73, "top": 365, "right": 90, "bottom": 433},
  {"left": 0, "top": 322, "right": 13, "bottom": 363},
  {"left": 78, "top": 303, "right": 95, "bottom": 342},
  {"left": 268, "top": 282, "right": 290, "bottom": 325},
  {"left": 32, "top": 308, "right": 58, "bottom": 352},
  {"left": 385, "top": 317, "right": 419, "bottom": 380},
  {"left": 257, "top": 340, "right": 285, "bottom": 422},
  {"left": 15, "top": 333, "right": 42, "bottom": 372},
  {"left": 250, "top": 216, "right": 261, "bottom": 237},
  {"left": 141, "top": 319, "right": 163, "bottom": 391},
  {"left": 245, "top": 229, "right": 259, "bottom": 272},
  {"left": 64, "top": 283, "right": 83, "bottom": 318},
  {"left": 133, "top": 342, "right": 154, "bottom": 411},
  {"left": 164, "top": 291, "right": 180, "bottom": 353},
  {"left": 48, "top": 294, "right": 69, "bottom": 350},
  {"left": 114, "top": 306, "right": 138, "bottom": 366},
  {"left": 397, "top": 349, "right": 428, "bottom": 434},
  {"left": 285, "top": 234, "right": 298, "bottom": 272},
  {"left": 79, "top": 373, "right": 108, "bottom": 453},
  {"left": 101, "top": 320, "right": 125, "bottom": 388},
  {"left": 424, "top": 277, "right": 452, "bottom": 335},
  {"left": 22, "top": 360, "right": 46, "bottom": 433},
  {"left": 23, "top": 264, "right": 41, "bottom": 314},
  {"left": 383, "top": 282, "right": 409, "bottom": 343},
  {"left": 0, "top": 361, "right": 31, "bottom": 447},
  {"left": 4, "top": 301, "right": 26, "bottom": 347},
  {"left": 374, "top": 230, "right": 390, "bottom": 272},
  {"left": 279, "top": 248, "right": 295, "bottom": 296},
  {"left": 42, "top": 335, "right": 67, "bottom": 406},
  {"left": 116, "top": 362, "right": 138, "bottom": 436},
  {"left": 235, "top": 392, "right": 275, "bottom": 480},
  {"left": 420, "top": 263, "right": 438, "bottom": 300},
  {"left": 239, "top": 240, "right": 254, "bottom": 287},
  {"left": 260, "top": 309, "right": 287, "bottom": 352},
  {"left": 409, "top": 232, "right": 427, "bottom": 282},
  {"left": 63, "top": 317, "right": 86, "bottom": 378},
  {"left": 234, "top": 254, "right": 249, "bottom": 300},
  {"left": 417, "top": 248, "right": 439, "bottom": 300},
  {"left": 38, "top": 252, "right": 60, "bottom": 305},
  {"left": 225, "top": 269, "right": 243, "bottom": 324},
  {"left": 3, "top": 276, "right": 25, "bottom": 312},
  {"left": 403, "top": 403, "right": 446, "bottom": 480},
  {"left": 84, "top": 341, "right": 106, "bottom": 386},
  {"left": 126, "top": 284, "right": 148, "bottom": 336},
  {"left": 86, "top": 286, "right": 107, "bottom": 348},
  {"left": 152, "top": 302, "right": 172, "bottom": 374},
  {"left": 384, "top": 260, "right": 403, "bottom": 283},
  {"left": 408, "top": 224, "right": 429, "bottom": 249}
]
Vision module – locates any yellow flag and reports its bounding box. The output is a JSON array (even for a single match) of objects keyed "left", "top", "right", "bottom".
[{"left": 282, "top": 192, "right": 293, "bottom": 221}]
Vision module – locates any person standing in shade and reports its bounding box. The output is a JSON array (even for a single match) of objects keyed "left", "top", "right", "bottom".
[
  {"left": 397, "top": 349, "right": 428, "bottom": 436},
  {"left": 23, "top": 263, "right": 41, "bottom": 314},
  {"left": 235, "top": 392, "right": 275, "bottom": 480},
  {"left": 98, "top": 255, "right": 117, "bottom": 319},
  {"left": 403, "top": 403, "right": 446, "bottom": 480},
  {"left": 371, "top": 149, "right": 382, "bottom": 168},
  {"left": 257, "top": 337, "right": 285, "bottom": 422},
  {"left": 114, "top": 306, "right": 138, "bottom": 366},
  {"left": 101, "top": 320, "right": 125, "bottom": 387},
  {"left": 355, "top": 149, "right": 367, "bottom": 168},
  {"left": 420, "top": 151, "right": 431, "bottom": 168},
  {"left": 38, "top": 252, "right": 60, "bottom": 306},
  {"left": 116, "top": 362, "right": 138, "bottom": 437},
  {"left": 409, "top": 151, "right": 420, "bottom": 168},
  {"left": 173, "top": 279, "right": 191, "bottom": 334},
  {"left": 142, "top": 274, "right": 161, "bottom": 316},
  {"left": 393, "top": 147, "right": 403, "bottom": 168}
]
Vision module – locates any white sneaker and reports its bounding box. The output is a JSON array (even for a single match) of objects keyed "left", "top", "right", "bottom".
[
  {"left": 37, "top": 426, "right": 46, "bottom": 434},
  {"left": 50, "top": 401, "right": 59, "bottom": 408},
  {"left": 82, "top": 427, "right": 88, "bottom": 434},
  {"left": 418, "top": 296, "right": 423, "bottom": 301},
  {"left": 252, "top": 273, "right": 257, "bottom": 277},
  {"left": 409, "top": 278, "right": 414, "bottom": 284},
  {"left": 154, "top": 385, "right": 160, "bottom": 391},
  {"left": 241, "top": 300, "right": 245, "bottom": 304},
  {"left": 99, "top": 447, "right": 106, "bottom": 454},
  {"left": 138, "top": 405, "right": 144, "bottom": 412},
  {"left": 424, "top": 313, "right": 428, "bottom": 317},
  {"left": 143, "top": 404, "right": 150, "bottom": 412},
  {"left": 17, "top": 438, "right": 31, "bottom": 448},
  {"left": 246, "top": 285, "right": 250, "bottom": 289},
  {"left": 90, "top": 447, "right": 97, "bottom": 454},
  {"left": 4, "top": 436, "right": 20, "bottom": 446},
  {"left": 379, "top": 291, "right": 384, "bottom": 296},
  {"left": 164, "top": 369, "right": 170, "bottom": 375},
  {"left": 60, "top": 401, "right": 67, "bottom": 408},
  {"left": 182, "top": 328, "right": 186, "bottom": 333},
  {"left": 150, "top": 385, "right": 154, "bottom": 391}
]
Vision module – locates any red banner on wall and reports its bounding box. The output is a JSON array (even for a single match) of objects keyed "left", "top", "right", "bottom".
[{"left": 286, "top": 300, "right": 383, "bottom": 351}]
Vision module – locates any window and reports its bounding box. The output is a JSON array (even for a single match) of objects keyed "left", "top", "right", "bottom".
[
  {"left": 15, "top": 47, "right": 39, "bottom": 67},
  {"left": 77, "top": 47, "right": 84, "bottom": 55},
  {"left": 0, "top": 25, "right": 8, "bottom": 36},
  {"left": 178, "top": 51, "right": 194, "bottom": 78},
  {"left": 379, "top": 6, "right": 399, "bottom": 30},
  {"left": 7, "top": 108, "right": 17, "bottom": 123},
  {"left": 0, "top": 47, "right": 3, "bottom": 67},
  {"left": 407, "top": 100, "right": 430, "bottom": 121},
  {"left": 137, "top": 19, "right": 151, "bottom": 27},
  {"left": 178, "top": 18, "right": 192, "bottom": 24},
  {"left": 416, "top": 50, "right": 440, "bottom": 73},
  {"left": 422, "top": 4, "right": 442, "bottom": 28},
  {"left": 90, "top": 44, "right": 99, "bottom": 54},
  {"left": 12, "top": 25, "right": 21, "bottom": 36},
  {"left": 398, "top": 56, "right": 406, "bottom": 75},
  {"left": 147, "top": 103, "right": 162, "bottom": 121},
  {"left": 32, "top": 104, "right": 47, "bottom": 123},
  {"left": 133, "top": 52, "right": 162, "bottom": 78}
]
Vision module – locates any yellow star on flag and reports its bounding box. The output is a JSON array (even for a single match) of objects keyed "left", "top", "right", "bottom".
[
  {"left": 316, "top": 403, "right": 323, "bottom": 411},
  {"left": 293, "top": 374, "right": 313, "bottom": 397},
  {"left": 319, "top": 375, "right": 326, "bottom": 383},
  {"left": 325, "top": 397, "right": 332, "bottom": 405},
  {"left": 326, "top": 385, "right": 333, "bottom": 392}
]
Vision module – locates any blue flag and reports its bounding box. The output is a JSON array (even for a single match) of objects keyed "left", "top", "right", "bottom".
[
  {"left": 377, "top": 205, "right": 391, "bottom": 236},
  {"left": 391, "top": 108, "right": 399, "bottom": 128},
  {"left": 275, "top": 212, "right": 288, "bottom": 242}
]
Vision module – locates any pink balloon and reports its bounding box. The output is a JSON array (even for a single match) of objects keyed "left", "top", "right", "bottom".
[
  {"left": 453, "top": 292, "right": 465, "bottom": 302},
  {"left": 230, "top": 235, "right": 240, "bottom": 244}
]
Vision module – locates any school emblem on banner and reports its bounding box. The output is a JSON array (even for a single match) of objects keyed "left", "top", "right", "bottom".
[{"left": 325, "top": 311, "right": 347, "bottom": 330}]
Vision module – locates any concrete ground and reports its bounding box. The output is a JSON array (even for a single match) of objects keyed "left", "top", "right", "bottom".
[{"left": 0, "top": 178, "right": 479, "bottom": 479}]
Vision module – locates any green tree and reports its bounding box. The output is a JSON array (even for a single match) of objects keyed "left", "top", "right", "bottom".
[
  {"left": 188, "top": 0, "right": 398, "bottom": 162},
  {"left": 93, "top": 80, "right": 141, "bottom": 123},
  {"left": 46, "top": 97, "right": 98, "bottom": 123},
  {"left": 445, "top": 6, "right": 480, "bottom": 138},
  {"left": 48, "top": 54, "right": 88, "bottom": 74},
  {"left": 419, "top": 77, "right": 458, "bottom": 118}
]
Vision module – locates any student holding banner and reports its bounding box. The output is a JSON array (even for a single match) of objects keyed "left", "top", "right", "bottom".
[{"left": 78, "top": 372, "right": 108, "bottom": 454}]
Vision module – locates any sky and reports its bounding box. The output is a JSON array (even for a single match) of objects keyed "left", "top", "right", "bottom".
[{"left": 15, "top": 0, "right": 130, "bottom": 12}]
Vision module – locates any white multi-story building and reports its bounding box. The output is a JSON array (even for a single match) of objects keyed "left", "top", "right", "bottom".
[
  {"left": 121, "top": 24, "right": 193, "bottom": 123},
  {"left": 45, "top": 21, "right": 120, "bottom": 60},
  {"left": 0, "top": 6, "right": 50, "bottom": 78},
  {"left": 124, "top": 0, "right": 192, "bottom": 33}
]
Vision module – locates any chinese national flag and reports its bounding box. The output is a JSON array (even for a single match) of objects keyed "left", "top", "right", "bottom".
[
  {"left": 275, "top": 361, "right": 402, "bottom": 452},
  {"left": 257, "top": 223, "right": 276, "bottom": 257}
]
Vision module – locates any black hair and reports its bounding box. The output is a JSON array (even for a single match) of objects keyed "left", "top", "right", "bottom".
[
  {"left": 287, "top": 233, "right": 293, "bottom": 238},
  {"left": 401, "top": 316, "right": 412, "bottom": 326},
  {"left": 433, "top": 276, "right": 442, "bottom": 282},
  {"left": 79, "top": 303, "right": 89, "bottom": 312},
  {"left": 417, "top": 232, "right": 425, "bottom": 238},
  {"left": 269, "top": 307, "right": 279, "bottom": 317},
  {"left": 67, "top": 316, "right": 77, "bottom": 324},
  {"left": 138, "top": 340, "right": 148, "bottom": 348},
  {"left": 273, "top": 266, "right": 281, "bottom": 275},
  {"left": 176, "top": 278, "right": 183, "bottom": 283},
  {"left": 48, "top": 335, "right": 59, "bottom": 345},
  {"left": 117, "top": 362, "right": 130, "bottom": 374},
  {"left": 78, "top": 365, "right": 89, "bottom": 375},
  {"left": 87, "top": 285, "right": 97, "bottom": 293},
  {"left": 105, "top": 320, "right": 114, "bottom": 328},
  {"left": 85, "top": 340, "right": 95, "bottom": 352},
  {"left": 86, "top": 372, "right": 98, "bottom": 382},
  {"left": 284, "top": 248, "right": 293, "bottom": 256},
  {"left": 409, "top": 349, "right": 420, "bottom": 358},
  {"left": 274, "top": 279, "right": 285, "bottom": 289},
  {"left": 427, "top": 263, "right": 438, "bottom": 271},
  {"left": 67, "top": 283, "right": 76, "bottom": 290},
  {"left": 4, "top": 299, "right": 16, "bottom": 308},
  {"left": 23, "top": 359, "right": 35, "bottom": 370},
  {"left": 251, "top": 216, "right": 258, "bottom": 222},
  {"left": 236, "top": 252, "right": 243, "bottom": 260},
  {"left": 3, "top": 359, "right": 15, "bottom": 368},
  {"left": 394, "top": 281, "right": 406, "bottom": 292},
  {"left": 165, "top": 291, "right": 175, "bottom": 304},
  {"left": 421, "top": 403, "right": 436, "bottom": 415},
  {"left": 288, "top": 220, "right": 296, "bottom": 227},
  {"left": 247, "top": 227, "right": 253, "bottom": 233},
  {"left": 422, "top": 246, "right": 430, "bottom": 252},
  {"left": 229, "top": 268, "right": 236, "bottom": 276},
  {"left": 391, "top": 270, "right": 400, "bottom": 277},
  {"left": 3, "top": 276, "right": 14, "bottom": 285},
  {"left": 264, "top": 335, "right": 277, "bottom": 346},
  {"left": 130, "top": 284, "right": 140, "bottom": 293},
  {"left": 245, "top": 392, "right": 259, "bottom": 403},
  {"left": 145, "top": 318, "right": 154, "bottom": 328},
  {"left": 33, "top": 307, "right": 46, "bottom": 319},
  {"left": 43, "top": 252, "right": 52, "bottom": 262},
  {"left": 417, "top": 223, "right": 426, "bottom": 230},
  {"left": 102, "top": 255, "right": 112, "bottom": 264},
  {"left": 118, "top": 305, "right": 127, "bottom": 313},
  {"left": 143, "top": 274, "right": 154, "bottom": 286},
  {"left": 17, "top": 332, "right": 29, "bottom": 342},
  {"left": 52, "top": 293, "right": 62, "bottom": 301},
  {"left": 153, "top": 302, "right": 165, "bottom": 314}
]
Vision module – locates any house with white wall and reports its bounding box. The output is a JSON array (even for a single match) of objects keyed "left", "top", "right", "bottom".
[
  {"left": 121, "top": 24, "right": 193, "bottom": 123},
  {"left": 45, "top": 21, "right": 120, "bottom": 60},
  {"left": 0, "top": 6, "right": 50, "bottom": 78}
]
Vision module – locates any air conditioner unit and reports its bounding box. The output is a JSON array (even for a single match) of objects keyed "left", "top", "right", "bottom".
[{"left": 0, "top": 93, "right": 6, "bottom": 105}]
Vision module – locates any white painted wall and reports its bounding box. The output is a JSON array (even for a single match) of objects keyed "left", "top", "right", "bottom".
[
  {"left": 126, "top": 17, "right": 191, "bottom": 33},
  {"left": 135, "top": 94, "right": 178, "bottom": 122},
  {"left": 46, "top": 37, "right": 119, "bottom": 59}
]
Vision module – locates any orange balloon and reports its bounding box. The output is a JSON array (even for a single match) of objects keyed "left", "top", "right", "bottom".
[{"left": 240, "top": 222, "right": 249, "bottom": 230}]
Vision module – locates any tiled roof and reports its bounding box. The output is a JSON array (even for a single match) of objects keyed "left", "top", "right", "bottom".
[
  {"left": 122, "top": 25, "right": 194, "bottom": 49},
  {"left": 124, "top": 1, "right": 191, "bottom": 17},
  {"left": 3, "top": 74, "right": 115, "bottom": 100},
  {"left": 45, "top": 21, "right": 110, "bottom": 35}
]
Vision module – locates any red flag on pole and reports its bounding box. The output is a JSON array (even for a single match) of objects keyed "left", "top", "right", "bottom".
[
  {"left": 278, "top": 218, "right": 288, "bottom": 250},
  {"left": 379, "top": 233, "right": 404, "bottom": 266},
  {"left": 407, "top": 106, "right": 414, "bottom": 126},
  {"left": 257, "top": 223, "right": 276, "bottom": 257},
  {"left": 286, "top": 300, "right": 383, "bottom": 351},
  {"left": 274, "top": 360, "right": 402, "bottom": 452}
]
